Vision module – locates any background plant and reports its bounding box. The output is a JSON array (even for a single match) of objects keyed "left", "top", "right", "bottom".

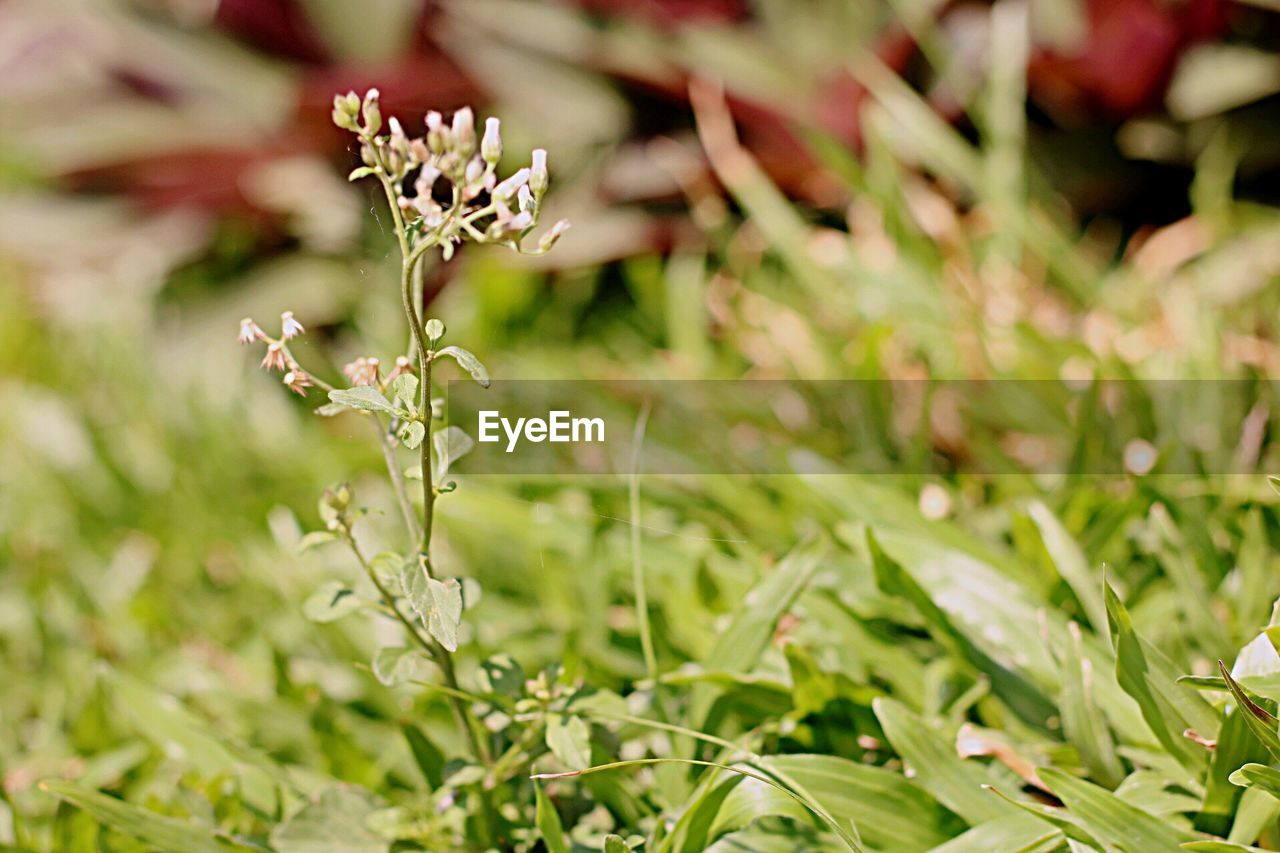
[{"left": 3, "top": 1, "right": 1280, "bottom": 851}]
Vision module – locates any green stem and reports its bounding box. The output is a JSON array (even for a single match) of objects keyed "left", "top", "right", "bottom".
[
  {"left": 373, "top": 418, "right": 420, "bottom": 542},
  {"left": 630, "top": 404, "right": 657, "bottom": 682}
]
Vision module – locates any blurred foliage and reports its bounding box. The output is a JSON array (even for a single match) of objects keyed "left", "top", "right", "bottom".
[{"left": 2, "top": 0, "right": 1280, "bottom": 850}]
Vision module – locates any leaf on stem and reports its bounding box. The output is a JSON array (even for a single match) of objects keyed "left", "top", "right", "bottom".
[
  {"left": 432, "top": 426, "right": 474, "bottom": 485},
  {"left": 434, "top": 346, "right": 490, "bottom": 387},
  {"left": 398, "top": 420, "right": 425, "bottom": 450},
  {"left": 328, "top": 386, "right": 400, "bottom": 416},
  {"left": 545, "top": 713, "right": 591, "bottom": 770},
  {"left": 372, "top": 647, "right": 432, "bottom": 686}
]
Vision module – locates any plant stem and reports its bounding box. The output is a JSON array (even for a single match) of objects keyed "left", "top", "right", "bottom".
[
  {"left": 374, "top": 419, "right": 420, "bottom": 542},
  {"left": 372, "top": 157, "right": 488, "bottom": 764},
  {"left": 342, "top": 527, "right": 487, "bottom": 761}
]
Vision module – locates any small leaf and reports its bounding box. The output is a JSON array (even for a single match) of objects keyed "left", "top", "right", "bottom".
[
  {"left": 425, "top": 577, "right": 463, "bottom": 652},
  {"left": 313, "top": 402, "right": 348, "bottom": 417},
  {"left": 1220, "top": 662, "right": 1280, "bottom": 762},
  {"left": 401, "top": 723, "right": 445, "bottom": 789},
  {"left": 391, "top": 374, "right": 419, "bottom": 411},
  {"left": 271, "top": 787, "right": 384, "bottom": 853},
  {"left": 603, "top": 835, "right": 630, "bottom": 852},
  {"left": 432, "top": 426, "right": 475, "bottom": 485},
  {"left": 372, "top": 647, "right": 432, "bottom": 686},
  {"left": 39, "top": 781, "right": 236, "bottom": 853},
  {"left": 479, "top": 653, "right": 525, "bottom": 697},
  {"left": 296, "top": 530, "right": 338, "bottom": 554},
  {"left": 302, "top": 581, "right": 363, "bottom": 623},
  {"left": 398, "top": 420, "right": 425, "bottom": 450},
  {"left": 327, "top": 386, "right": 398, "bottom": 415},
  {"left": 1230, "top": 763, "right": 1280, "bottom": 802},
  {"left": 534, "top": 784, "right": 569, "bottom": 853},
  {"left": 545, "top": 713, "right": 591, "bottom": 770},
  {"left": 424, "top": 318, "right": 445, "bottom": 342},
  {"left": 348, "top": 166, "right": 376, "bottom": 181},
  {"left": 435, "top": 346, "right": 490, "bottom": 387}
]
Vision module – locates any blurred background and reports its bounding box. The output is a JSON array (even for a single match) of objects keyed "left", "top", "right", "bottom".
[{"left": 2, "top": 0, "right": 1280, "bottom": 848}]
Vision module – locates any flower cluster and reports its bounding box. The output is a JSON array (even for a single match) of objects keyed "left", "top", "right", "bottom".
[
  {"left": 332, "top": 89, "right": 569, "bottom": 259},
  {"left": 239, "top": 312, "right": 316, "bottom": 396}
]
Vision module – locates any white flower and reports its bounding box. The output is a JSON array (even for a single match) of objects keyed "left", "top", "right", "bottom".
[
  {"left": 280, "top": 311, "right": 304, "bottom": 340},
  {"left": 261, "top": 342, "right": 287, "bottom": 372},
  {"left": 529, "top": 149, "right": 548, "bottom": 196},
  {"left": 493, "top": 168, "right": 530, "bottom": 201},
  {"left": 238, "top": 317, "right": 263, "bottom": 344},
  {"left": 481, "top": 117, "right": 502, "bottom": 165}
]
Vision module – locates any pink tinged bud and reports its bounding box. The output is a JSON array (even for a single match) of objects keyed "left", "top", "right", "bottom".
[
  {"left": 529, "top": 149, "right": 548, "bottom": 196},
  {"left": 283, "top": 370, "right": 313, "bottom": 396},
  {"left": 261, "top": 342, "right": 287, "bottom": 371},
  {"left": 493, "top": 168, "right": 530, "bottom": 201},
  {"left": 280, "top": 311, "right": 304, "bottom": 340},
  {"left": 361, "top": 89, "right": 381, "bottom": 135},
  {"left": 517, "top": 184, "right": 533, "bottom": 212},
  {"left": 465, "top": 157, "right": 484, "bottom": 185},
  {"left": 451, "top": 107, "right": 475, "bottom": 154},
  {"left": 415, "top": 166, "right": 441, "bottom": 198},
  {"left": 425, "top": 111, "right": 443, "bottom": 132},
  {"left": 238, "top": 317, "right": 262, "bottom": 344},
  {"left": 389, "top": 116, "right": 405, "bottom": 139},
  {"left": 481, "top": 117, "right": 502, "bottom": 165},
  {"left": 539, "top": 219, "right": 570, "bottom": 251},
  {"left": 506, "top": 211, "right": 534, "bottom": 232},
  {"left": 425, "top": 111, "right": 445, "bottom": 154}
]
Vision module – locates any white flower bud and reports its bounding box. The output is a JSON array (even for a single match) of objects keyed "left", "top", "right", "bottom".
[
  {"left": 505, "top": 211, "right": 534, "bottom": 232},
  {"left": 361, "top": 89, "right": 382, "bottom": 135},
  {"left": 529, "top": 148, "right": 548, "bottom": 196},
  {"left": 425, "top": 111, "right": 445, "bottom": 153},
  {"left": 481, "top": 117, "right": 502, "bottom": 166},
  {"left": 451, "top": 107, "right": 475, "bottom": 156},
  {"left": 538, "top": 219, "right": 570, "bottom": 252},
  {"left": 493, "top": 168, "right": 530, "bottom": 201},
  {"left": 517, "top": 184, "right": 533, "bottom": 212},
  {"left": 465, "top": 156, "right": 484, "bottom": 185}
]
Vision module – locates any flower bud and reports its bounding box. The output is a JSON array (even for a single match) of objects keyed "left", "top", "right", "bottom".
[
  {"left": 505, "top": 211, "right": 534, "bottom": 232},
  {"left": 425, "top": 111, "right": 446, "bottom": 153},
  {"left": 517, "top": 184, "right": 533, "bottom": 213},
  {"left": 529, "top": 148, "right": 548, "bottom": 196},
  {"left": 481, "top": 117, "right": 502, "bottom": 166},
  {"left": 343, "top": 91, "right": 361, "bottom": 114},
  {"left": 538, "top": 219, "right": 570, "bottom": 252},
  {"left": 361, "top": 89, "right": 382, "bottom": 136},
  {"left": 451, "top": 107, "right": 475, "bottom": 156},
  {"left": 493, "top": 168, "right": 530, "bottom": 202},
  {"left": 331, "top": 93, "right": 358, "bottom": 130}
]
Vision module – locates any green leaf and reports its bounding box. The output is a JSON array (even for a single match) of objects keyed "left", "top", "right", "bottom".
[
  {"left": 868, "top": 530, "right": 1056, "bottom": 726},
  {"left": 398, "top": 420, "right": 425, "bottom": 450},
  {"left": 534, "top": 783, "right": 569, "bottom": 853},
  {"left": 1183, "top": 843, "right": 1272, "bottom": 852},
  {"left": 603, "top": 835, "right": 629, "bottom": 853},
  {"left": 390, "top": 373, "right": 419, "bottom": 411},
  {"left": 270, "top": 786, "right": 384, "bottom": 853},
  {"left": 1052, "top": 621, "right": 1124, "bottom": 788},
  {"left": 930, "top": 814, "right": 1063, "bottom": 853},
  {"left": 431, "top": 426, "right": 474, "bottom": 485},
  {"left": 707, "top": 754, "right": 963, "bottom": 850},
  {"left": 1105, "top": 582, "right": 1219, "bottom": 781},
  {"left": 313, "top": 402, "right": 348, "bottom": 417},
  {"left": 348, "top": 166, "right": 376, "bottom": 181},
  {"left": 1219, "top": 662, "right": 1280, "bottom": 762},
  {"left": 434, "top": 346, "right": 490, "bottom": 387},
  {"left": 327, "top": 386, "right": 398, "bottom": 415},
  {"left": 479, "top": 653, "right": 525, "bottom": 697},
  {"left": 425, "top": 577, "right": 462, "bottom": 651},
  {"left": 39, "top": 781, "right": 241, "bottom": 853},
  {"left": 371, "top": 647, "right": 431, "bottom": 686},
  {"left": 1199, "top": 702, "right": 1271, "bottom": 835},
  {"left": 1229, "top": 763, "right": 1280, "bottom": 801},
  {"left": 1038, "top": 767, "right": 1197, "bottom": 850},
  {"left": 302, "top": 582, "right": 363, "bottom": 623},
  {"left": 545, "top": 713, "right": 591, "bottom": 770},
  {"left": 872, "top": 697, "right": 1020, "bottom": 826},
  {"left": 1026, "top": 501, "right": 1108, "bottom": 634},
  {"left": 690, "top": 537, "right": 826, "bottom": 727},
  {"left": 424, "top": 318, "right": 445, "bottom": 342},
  {"left": 296, "top": 531, "right": 338, "bottom": 554},
  {"left": 401, "top": 723, "right": 444, "bottom": 789}
]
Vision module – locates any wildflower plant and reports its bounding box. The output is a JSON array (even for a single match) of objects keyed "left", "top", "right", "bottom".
[{"left": 238, "top": 91, "right": 569, "bottom": 784}]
